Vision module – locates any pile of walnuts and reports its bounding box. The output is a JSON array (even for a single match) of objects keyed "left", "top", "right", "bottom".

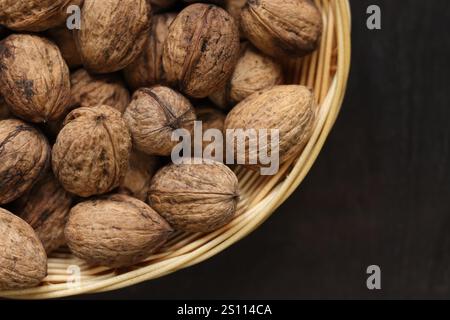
[{"left": 0, "top": 0, "right": 322, "bottom": 290}]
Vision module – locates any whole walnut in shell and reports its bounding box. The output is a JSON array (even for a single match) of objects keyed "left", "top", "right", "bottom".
[
  {"left": 69, "top": 69, "right": 130, "bottom": 113},
  {"left": 163, "top": 3, "right": 240, "bottom": 98},
  {"left": 119, "top": 150, "right": 160, "bottom": 202},
  {"left": 0, "top": 0, "right": 83, "bottom": 32},
  {"left": 65, "top": 194, "right": 173, "bottom": 268},
  {"left": 241, "top": 0, "right": 323, "bottom": 58},
  {"left": 124, "top": 13, "right": 177, "bottom": 91},
  {"left": 210, "top": 43, "right": 284, "bottom": 109},
  {"left": 148, "top": 160, "right": 239, "bottom": 232},
  {"left": 52, "top": 105, "right": 131, "bottom": 197},
  {"left": 75, "top": 0, "right": 152, "bottom": 73},
  {"left": 47, "top": 26, "right": 83, "bottom": 69},
  {"left": 10, "top": 172, "right": 73, "bottom": 254},
  {"left": 124, "top": 86, "right": 196, "bottom": 156},
  {"left": 0, "top": 208, "right": 47, "bottom": 290},
  {"left": 0, "top": 119, "right": 50, "bottom": 205},
  {"left": 224, "top": 85, "right": 316, "bottom": 170},
  {"left": 0, "top": 34, "right": 71, "bottom": 123}
]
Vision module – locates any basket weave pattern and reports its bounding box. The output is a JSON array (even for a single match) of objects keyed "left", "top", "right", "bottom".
[{"left": 0, "top": 0, "right": 351, "bottom": 299}]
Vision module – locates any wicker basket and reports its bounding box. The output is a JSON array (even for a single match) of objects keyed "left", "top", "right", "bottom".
[{"left": 0, "top": 0, "right": 351, "bottom": 299}]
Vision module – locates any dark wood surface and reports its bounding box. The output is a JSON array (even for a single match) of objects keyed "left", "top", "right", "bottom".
[{"left": 79, "top": 0, "right": 450, "bottom": 299}]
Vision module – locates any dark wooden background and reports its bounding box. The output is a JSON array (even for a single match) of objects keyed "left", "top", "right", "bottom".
[{"left": 79, "top": 0, "right": 450, "bottom": 299}]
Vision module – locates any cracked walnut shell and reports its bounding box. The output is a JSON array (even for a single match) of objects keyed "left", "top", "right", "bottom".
[
  {"left": 0, "top": 34, "right": 71, "bottom": 123},
  {"left": 0, "top": 119, "right": 50, "bottom": 205},
  {"left": 65, "top": 194, "right": 173, "bottom": 268},
  {"left": 241, "top": 0, "right": 323, "bottom": 58},
  {"left": 163, "top": 3, "right": 240, "bottom": 98},
  {"left": 148, "top": 160, "right": 239, "bottom": 233},
  {"left": 52, "top": 105, "right": 131, "bottom": 197}
]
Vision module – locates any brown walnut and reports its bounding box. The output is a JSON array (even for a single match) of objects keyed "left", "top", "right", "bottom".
[
  {"left": 0, "top": 34, "right": 71, "bottom": 123},
  {"left": 52, "top": 105, "right": 132, "bottom": 197},
  {"left": 224, "top": 85, "right": 316, "bottom": 169},
  {"left": 241, "top": 0, "right": 323, "bottom": 58},
  {"left": 65, "top": 194, "right": 173, "bottom": 268},
  {"left": 124, "top": 13, "right": 177, "bottom": 91},
  {"left": 74, "top": 0, "right": 152, "bottom": 73},
  {"left": 0, "top": 119, "right": 50, "bottom": 205},
  {"left": 210, "top": 43, "right": 284, "bottom": 109},
  {"left": 163, "top": 3, "right": 240, "bottom": 98},
  {"left": 0, "top": 0, "right": 83, "bottom": 32},
  {"left": 124, "top": 86, "right": 196, "bottom": 156},
  {"left": 47, "top": 26, "right": 83, "bottom": 69},
  {"left": 10, "top": 172, "right": 73, "bottom": 254},
  {"left": 119, "top": 150, "right": 160, "bottom": 202},
  {"left": 148, "top": 160, "right": 239, "bottom": 233}
]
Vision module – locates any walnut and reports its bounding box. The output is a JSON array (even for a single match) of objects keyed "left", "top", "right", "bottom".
[
  {"left": 123, "top": 86, "right": 196, "bottom": 156},
  {"left": 47, "top": 26, "right": 82, "bottom": 69},
  {"left": 10, "top": 172, "right": 73, "bottom": 254},
  {"left": 148, "top": 160, "right": 239, "bottom": 232},
  {"left": 224, "top": 85, "right": 316, "bottom": 169},
  {"left": 0, "top": 34, "right": 71, "bottom": 123},
  {"left": 210, "top": 43, "right": 284, "bottom": 109},
  {"left": 52, "top": 105, "right": 132, "bottom": 197},
  {"left": 123, "top": 13, "right": 177, "bottom": 91},
  {"left": 74, "top": 0, "right": 152, "bottom": 73},
  {"left": 0, "top": 0, "right": 83, "bottom": 32},
  {"left": 65, "top": 194, "right": 173, "bottom": 268},
  {"left": 118, "top": 150, "right": 160, "bottom": 202},
  {"left": 0, "top": 208, "right": 47, "bottom": 290},
  {"left": 69, "top": 69, "right": 130, "bottom": 113},
  {"left": 163, "top": 3, "right": 240, "bottom": 98},
  {"left": 241, "top": 0, "right": 323, "bottom": 58},
  {"left": 0, "top": 119, "right": 50, "bottom": 205}
]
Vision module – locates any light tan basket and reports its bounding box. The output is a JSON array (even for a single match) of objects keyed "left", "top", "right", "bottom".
[{"left": 0, "top": 0, "right": 351, "bottom": 299}]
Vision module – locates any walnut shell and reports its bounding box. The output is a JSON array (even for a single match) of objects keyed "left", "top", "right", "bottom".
[
  {"left": 163, "top": 3, "right": 240, "bottom": 98},
  {"left": 10, "top": 172, "right": 73, "bottom": 254},
  {"left": 0, "top": 119, "right": 50, "bottom": 205},
  {"left": 224, "top": 85, "right": 316, "bottom": 169},
  {"left": 241, "top": 0, "right": 323, "bottom": 58},
  {"left": 148, "top": 160, "right": 239, "bottom": 232},
  {"left": 0, "top": 208, "right": 47, "bottom": 290},
  {"left": 0, "top": 0, "right": 83, "bottom": 32},
  {"left": 118, "top": 150, "right": 160, "bottom": 202},
  {"left": 210, "top": 43, "right": 284, "bottom": 109},
  {"left": 47, "top": 26, "right": 82, "bottom": 69},
  {"left": 52, "top": 105, "right": 131, "bottom": 197},
  {"left": 65, "top": 194, "right": 173, "bottom": 268},
  {"left": 70, "top": 69, "right": 130, "bottom": 113},
  {"left": 123, "top": 13, "right": 177, "bottom": 91},
  {"left": 0, "top": 34, "right": 71, "bottom": 123},
  {"left": 124, "top": 86, "right": 196, "bottom": 156},
  {"left": 75, "top": 0, "right": 152, "bottom": 73}
]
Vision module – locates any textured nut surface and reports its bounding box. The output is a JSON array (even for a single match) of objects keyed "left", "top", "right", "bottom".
[
  {"left": 65, "top": 194, "right": 173, "bottom": 268},
  {"left": 148, "top": 160, "right": 239, "bottom": 232},
  {"left": 210, "top": 43, "right": 284, "bottom": 109},
  {"left": 224, "top": 85, "right": 316, "bottom": 168},
  {"left": 225, "top": 0, "right": 246, "bottom": 38},
  {"left": 0, "top": 0, "right": 82, "bottom": 32},
  {"left": 241, "top": 0, "right": 323, "bottom": 58},
  {"left": 119, "top": 150, "right": 160, "bottom": 202},
  {"left": 163, "top": 3, "right": 240, "bottom": 98},
  {"left": 0, "top": 119, "right": 50, "bottom": 205},
  {"left": 75, "top": 0, "right": 152, "bottom": 73},
  {"left": 10, "top": 172, "right": 73, "bottom": 254},
  {"left": 0, "top": 34, "right": 71, "bottom": 123},
  {"left": 124, "top": 13, "right": 177, "bottom": 91},
  {"left": 70, "top": 69, "right": 130, "bottom": 113},
  {"left": 47, "top": 26, "right": 83, "bottom": 69},
  {"left": 124, "top": 86, "right": 196, "bottom": 156},
  {"left": 0, "top": 208, "right": 47, "bottom": 290},
  {"left": 52, "top": 105, "right": 131, "bottom": 197}
]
